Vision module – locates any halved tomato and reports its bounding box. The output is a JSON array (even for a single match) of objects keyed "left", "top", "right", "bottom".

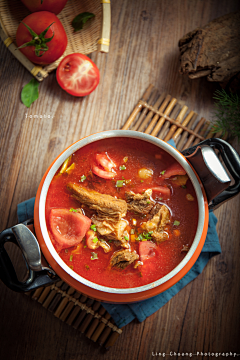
[
  {"left": 49, "top": 208, "right": 91, "bottom": 251},
  {"left": 56, "top": 53, "right": 100, "bottom": 97}
]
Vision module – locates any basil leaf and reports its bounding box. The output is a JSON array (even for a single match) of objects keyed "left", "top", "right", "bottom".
[
  {"left": 21, "top": 78, "right": 39, "bottom": 108},
  {"left": 72, "top": 12, "right": 95, "bottom": 32}
]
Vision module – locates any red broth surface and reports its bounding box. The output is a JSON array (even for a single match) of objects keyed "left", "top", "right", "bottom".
[{"left": 46, "top": 138, "right": 198, "bottom": 288}]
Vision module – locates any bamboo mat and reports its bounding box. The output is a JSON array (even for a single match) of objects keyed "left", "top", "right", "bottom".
[{"left": 25, "top": 84, "right": 224, "bottom": 349}]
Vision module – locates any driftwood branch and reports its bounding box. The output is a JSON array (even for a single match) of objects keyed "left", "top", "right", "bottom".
[{"left": 178, "top": 11, "right": 240, "bottom": 91}]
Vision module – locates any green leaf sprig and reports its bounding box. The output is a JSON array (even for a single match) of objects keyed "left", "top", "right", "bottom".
[
  {"left": 212, "top": 89, "right": 240, "bottom": 142},
  {"left": 21, "top": 78, "right": 39, "bottom": 108},
  {"left": 72, "top": 12, "right": 95, "bottom": 32},
  {"left": 18, "top": 22, "right": 54, "bottom": 57}
]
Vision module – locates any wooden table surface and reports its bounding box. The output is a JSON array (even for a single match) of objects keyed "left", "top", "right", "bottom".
[{"left": 1, "top": 1, "right": 240, "bottom": 359}]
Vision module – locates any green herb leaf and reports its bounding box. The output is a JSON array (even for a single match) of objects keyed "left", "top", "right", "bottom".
[
  {"left": 160, "top": 170, "right": 166, "bottom": 175},
  {"left": 174, "top": 220, "right": 180, "bottom": 226},
  {"left": 69, "top": 208, "right": 78, "bottom": 212},
  {"left": 69, "top": 254, "right": 73, "bottom": 261},
  {"left": 21, "top": 78, "right": 39, "bottom": 108},
  {"left": 116, "top": 180, "right": 124, "bottom": 187},
  {"left": 91, "top": 252, "right": 98, "bottom": 260},
  {"left": 124, "top": 236, "right": 129, "bottom": 241},
  {"left": 92, "top": 237, "right": 98, "bottom": 243},
  {"left": 119, "top": 165, "right": 126, "bottom": 171},
  {"left": 72, "top": 12, "right": 95, "bottom": 32},
  {"left": 90, "top": 224, "right": 97, "bottom": 231},
  {"left": 81, "top": 175, "right": 86, "bottom": 182}
]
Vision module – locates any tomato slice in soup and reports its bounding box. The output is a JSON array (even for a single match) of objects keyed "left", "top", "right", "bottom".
[
  {"left": 162, "top": 162, "right": 186, "bottom": 178},
  {"left": 49, "top": 209, "right": 91, "bottom": 251},
  {"left": 139, "top": 241, "right": 157, "bottom": 261}
]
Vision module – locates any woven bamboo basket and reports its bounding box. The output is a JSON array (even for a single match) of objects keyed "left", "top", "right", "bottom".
[{"left": 0, "top": 0, "right": 111, "bottom": 81}]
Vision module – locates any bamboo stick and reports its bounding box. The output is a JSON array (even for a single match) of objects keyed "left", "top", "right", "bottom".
[
  {"left": 97, "top": 2, "right": 111, "bottom": 53},
  {"left": 151, "top": 98, "right": 177, "bottom": 137},
  {"left": 158, "top": 103, "right": 181, "bottom": 139},
  {"left": 79, "top": 313, "right": 94, "bottom": 333},
  {"left": 59, "top": 301, "right": 75, "bottom": 322},
  {"left": 48, "top": 293, "right": 62, "bottom": 313},
  {"left": 72, "top": 309, "right": 87, "bottom": 329},
  {"left": 136, "top": 92, "right": 166, "bottom": 132},
  {"left": 105, "top": 331, "right": 121, "bottom": 348},
  {"left": 66, "top": 304, "right": 81, "bottom": 326},
  {"left": 131, "top": 88, "right": 158, "bottom": 131},
  {"left": 172, "top": 111, "right": 196, "bottom": 143},
  {"left": 38, "top": 286, "right": 51, "bottom": 304},
  {"left": 98, "top": 326, "right": 112, "bottom": 346},
  {"left": 121, "top": 84, "right": 154, "bottom": 130},
  {"left": 90, "top": 311, "right": 110, "bottom": 342},
  {"left": 53, "top": 286, "right": 75, "bottom": 318},
  {"left": 86, "top": 318, "right": 100, "bottom": 339},
  {"left": 183, "top": 117, "right": 206, "bottom": 150},
  {"left": 32, "top": 287, "right": 44, "bottom": 300},
  {"left": 42, "top": 288, "right": 58, "bottom": 309},
  {"left": 192, "top": 120, "right": 210, "bottom": 146},
  {"left": 176, "top": 114, "right": 198, "bottom": 151},
  {"left": 164, "top": 105, "right": 188, "bottom": 142},
  {"left": 145, "top": 95, "right": 171, "bottom": 134}
]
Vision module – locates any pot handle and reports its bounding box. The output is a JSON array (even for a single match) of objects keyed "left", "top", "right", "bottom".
[
  {"left": 182, "top": 138, "right": 240, "bottom": 210},
  {"left": 0, "top": 220, "right": 59, "bottom": 292}
]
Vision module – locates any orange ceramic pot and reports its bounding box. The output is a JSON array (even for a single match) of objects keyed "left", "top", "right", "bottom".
[{"left": 1, "top": 131, "right": 238, "bottom": 302}]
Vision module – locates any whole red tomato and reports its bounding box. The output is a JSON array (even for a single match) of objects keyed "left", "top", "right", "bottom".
[
  {"left": 21, "top": 0, "right": 68, "bottom": 15},
  {"left": 16, "top": 11, "right": 67, "bottom": 65}
]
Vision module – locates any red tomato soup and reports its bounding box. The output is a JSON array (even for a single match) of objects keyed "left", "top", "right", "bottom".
[{"left": 45, "top": 138, "right": 198, "bottom": 288}]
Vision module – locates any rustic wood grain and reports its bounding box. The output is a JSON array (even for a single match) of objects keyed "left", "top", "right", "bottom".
[{"left": 0, "top": 1, "right": 240, "bottom": 359}]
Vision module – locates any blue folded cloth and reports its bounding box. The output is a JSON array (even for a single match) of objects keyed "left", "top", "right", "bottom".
[{"left": 17, "top": 138, "right": 221, "bottom": 328}]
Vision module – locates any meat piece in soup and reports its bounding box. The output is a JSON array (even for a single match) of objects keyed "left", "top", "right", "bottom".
[{"left": 45, "top": 137, "right": 198, "bottom": 288}]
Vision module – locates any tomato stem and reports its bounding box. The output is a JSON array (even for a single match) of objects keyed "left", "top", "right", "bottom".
[{"left": 18, "top": 22, "right": 55, "bottom": 57}]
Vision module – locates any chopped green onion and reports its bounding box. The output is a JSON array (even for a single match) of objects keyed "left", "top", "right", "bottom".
[
  {"left": 124, "top": 236, "right": 129, "bottom": 241},
  {"left": 84, "top": 245, "right": 87, "bottom": 248},
  {"left": 90, "top": 224, "right": 97, "bottom": 231},
  {"left": 92, "top": 237, "right": 98, "bottom": 243},
  {"left": 116, "top": 180, "right": 124, "bottom": 187},
  {"left": 142, "top": 239, "right": 147, "bottom": 241},
  {"left": 91, "top": 252, "right": 98, "bottom": 260},
  {"left": 146, "top": 200, "right": 150, "bottom": 204},
  {"left": 108, "top": 240, "right": 112, "bottom": 243},
  {"left": 159, "top": 197, "right": 163, "bottom": 200},
  {"left": 141, "top": 180, "right": 144, "bottom": 183},
  {"left": 123, "top": 156, "right": 128, "bottom": 163},
  {"left": 65, "top": 249, "right": 69, "bottom": 253},
  {"left": 69, "top": 208, "right": 78, "bottom": 212},
  {"left": 125, "top": 179, "right": 131, "bottom": 185},
  {"left": 138, "top": 234, "right": 144, "bottom": 240},
  {"left": 174, "top": 220, "right": 180, "bottom": 226},
  {"left": 160, "top": 170, "right": 166, "bottom": 175},
  {"left": 81, "top": 175, "right": 86, "bottom": 182},
  {"left": 69, "top": 254, "right": 73, "bottom": 262},
  {"left": 149, "top": 231, "right": 153, "bottom": 234},
  {"left": 119, "top": 165, "right": 126, "bottom": 171},
  {"left": 130, "top": 229, "right": 135, "bottom": 234},
  {"left": 85, "top": 265, "right": 90, "bottom": 270},
  {"left": 135, "top": 237, "right": 140, "bottom": 241}
]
